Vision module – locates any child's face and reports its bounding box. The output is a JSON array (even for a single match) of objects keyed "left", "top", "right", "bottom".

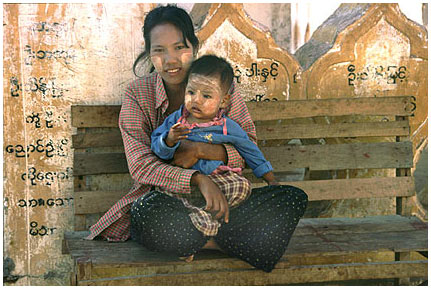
[{"left": 184, "top": 74, "right": 229, "bottom": 122}]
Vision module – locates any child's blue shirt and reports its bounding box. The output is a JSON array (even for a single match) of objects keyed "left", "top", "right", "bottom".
[{"left": 151, "top": 105, "right": 272, "bottom": 178}]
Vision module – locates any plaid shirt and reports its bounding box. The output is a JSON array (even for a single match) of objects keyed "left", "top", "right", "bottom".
[{"left": 86, "top": 72, "right": 257, "bottom": 241}]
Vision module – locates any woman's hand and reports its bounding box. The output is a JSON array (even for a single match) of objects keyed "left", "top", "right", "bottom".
[
  {"left": 191, "top": 173, "right": 229, "bottom": 223},
  {"left": 172, "top": 140, "right": 228, "bottom": 168},
  {"left": 171, "top": 139, "right": 200, "bottom": 168}
]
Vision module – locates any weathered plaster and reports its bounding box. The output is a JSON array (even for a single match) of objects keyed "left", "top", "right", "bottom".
[{"left": 3, "top": 3, "right": 154, "bottom": 285}]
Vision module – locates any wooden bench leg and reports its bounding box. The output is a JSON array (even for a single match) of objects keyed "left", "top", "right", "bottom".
[
  {"left": 70, "top": 272, "right": 77, "bottom": 286},
  {"left": 395, "top": 252, "right": 412, "bottom": 285},
  {"left": 76, "top": 257, "right": 92, "bottom": 285},
  {"left": 69, "top": 260, "right": 78, "bottom": 286}
]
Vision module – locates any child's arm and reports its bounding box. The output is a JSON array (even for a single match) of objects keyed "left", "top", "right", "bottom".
[
  {"left": 262, "top": 171, "right": 280, "bottom": 186},
  {"left": 151, "top": 110, "right": 186, "bottom": 160}
]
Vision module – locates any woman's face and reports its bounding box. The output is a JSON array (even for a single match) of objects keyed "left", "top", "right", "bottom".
[{"left": 149, "top": 23, "right": 194, "bottom": 87}]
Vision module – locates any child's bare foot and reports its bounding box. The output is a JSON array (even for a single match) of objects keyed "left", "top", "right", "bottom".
[
  {"left": 179, "top": 255, "right": 194, "bottom": 262},
  {"left": 202, "top": 238, "right": 223, "bottom": 252}
]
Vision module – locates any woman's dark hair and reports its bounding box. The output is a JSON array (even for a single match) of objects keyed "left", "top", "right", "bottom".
[
  {"left": 133, "top": 5, "right": 199, "bottom": 77},
  {"left": 188, "top": 55, "right": 234, "bottom": 95}
]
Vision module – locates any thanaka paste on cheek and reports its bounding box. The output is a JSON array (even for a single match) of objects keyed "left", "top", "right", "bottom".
[
  {"left": 184, "top": 93, "right": 192, "bottom": 107},
  {"left": 185, "top": 74, "right": 224, "bottom": 122},
  {"left": 151, "top": 56, "right": 163, "bottom": 73},
  {"left": 200, "top": 98, "right": 220, "bottom": 114},
  {"left": 181, "top": 52, "right": 193, "bottom": 68}
]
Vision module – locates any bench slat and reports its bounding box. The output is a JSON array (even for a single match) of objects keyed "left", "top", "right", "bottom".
[
  {"left": 247, "top": 96, "right": 413, "bottom": 121},
  {"left": 74, "top": 141, "right": 412, "bottom": 175},
  {"left": 74, "top": 152, "right": 129, "bottom": 175},
  {"left": 72, "top": 130, "right": 124, "bottom": 148},
  {"left": 72, "top": 120, "right": 410, "bottom": 148},
  {"left": 65, "top": 217, "right": 427, "bottom": 259},
  {"left": 261, "top": 141, "right": 412, "bottom": 171},
  {"left": 75, "top": 190, "right": 130, "bottom": 214},
  {"left": 63, "top": 215, "right": 427, "bottom": 285},
  {"left": 77, "top": 260, "right": 428, "bottom": 286},
  {"left": 253, "top": 176, "right": 415, "bottom": 201},
  {"left": 256, "top": 120, "right": 409, "bottom": 140},
  {"left": 71, "top": 96, "right": 412, "bottom": 128},
  {"left": 72, "top": 105, "right": 121, "bottom": 128},
  {"left": 75, "top": 176, "right": 414, "bottom": 214}
]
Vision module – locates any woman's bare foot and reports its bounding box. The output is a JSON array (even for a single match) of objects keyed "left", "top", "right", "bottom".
[
  {"left": 179, "top": 239, "right": 224, "bottom": 262},
  {"left": 202, "top": 238, "right": 223, "bottom": 252},
  {"left": 179, "top": 255, "right": 194, "bottom": 262}
]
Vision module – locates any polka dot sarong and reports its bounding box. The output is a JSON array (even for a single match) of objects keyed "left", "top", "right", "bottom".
[{"left": 130, "top": 185, "right": 308, "bottom": 272}]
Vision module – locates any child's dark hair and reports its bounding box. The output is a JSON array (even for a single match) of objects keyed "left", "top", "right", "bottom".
[
  {"left": 188, "top": 55, "right": 234, "bottom": 94},
  {"left": 133, "top": 5, "right": 199, "bottom": 77}
]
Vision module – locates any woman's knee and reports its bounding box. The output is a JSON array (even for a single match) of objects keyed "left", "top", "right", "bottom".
[
  {"left": 291, "top": 186, "right": 308, "bottom": 205},
  {"left": 267, "top": 185, "right": 308, "bottom": 217},
  {"left": 131, "top": 192, "right": 208, "bottom": 256},
  {"left": 277, "top": 185, "right": 308, "bottom": 203}
]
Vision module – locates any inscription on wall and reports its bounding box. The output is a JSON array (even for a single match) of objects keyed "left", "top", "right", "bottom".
[
  {"left": 29, "top": 221, "right": 57, "bottom": 236},
  {"left": 18, "top": 197, "right": 74, "bottom": 208},
  {"left": 234, "top": 62, "right": 279, "bottom": 83},
  {"left": 347, "top": 64, "right": 408, "bottom": 86},
  {"left": 3, "top": 4, "right": 155, "bottom": 284},
  {"left": 28, "top": 21, "right": 69, "bottom": 37},
  {"left": 24, "top": 45, "right": 76, "bottom": 65},
  {"left": 5, "top": 15, "right": 75, "bottom": 249},
  {"left": 10, "top": 76, "right": 70, "bottom": 99},
  {"left": 21, "top": 167, "right": 73, "bottom": 186},
  {"left": 6, "top": 138, "right": 69, "bottom": 158}
]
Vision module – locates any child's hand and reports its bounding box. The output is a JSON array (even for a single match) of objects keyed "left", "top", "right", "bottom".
[
  {"left": 262, "top": 171, "right": 280, "bottom": 186},
  {"left": 165, "top": 122, "right": 190, "bottom": 147}
]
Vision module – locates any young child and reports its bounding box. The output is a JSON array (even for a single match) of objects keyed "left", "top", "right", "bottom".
[{"left": 151, "top": 55, "right": 278, "bottom": 260}]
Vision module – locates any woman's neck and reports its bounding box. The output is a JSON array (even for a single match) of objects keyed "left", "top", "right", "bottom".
[{"left": 165, "top": 81, "right": 186, "bottom": 111}]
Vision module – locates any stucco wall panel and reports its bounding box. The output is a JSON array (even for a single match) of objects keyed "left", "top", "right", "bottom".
[
  {"left": 305, "top": 4, "right": 427, "bottom": 152},
  {"left": 196, "top": 4, "right": 302, "bottom": 102},
  {"left": 3, "top": 3, "right": 153, "bottom": 285},
  {"left": 300, "top": 3, "right": 427, "bottom": 218}
]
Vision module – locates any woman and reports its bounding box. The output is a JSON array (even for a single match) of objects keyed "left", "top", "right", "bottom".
[{"left": 86, "top": 5, "right": 308, "bottom": 273}]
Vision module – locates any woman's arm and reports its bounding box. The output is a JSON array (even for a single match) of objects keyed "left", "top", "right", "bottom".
[
  {"left": 171, "top": 140, "right": 227, "bottom": 168},
  {"left": 120, "top": 82, "right": 197, "bottom": 194}
]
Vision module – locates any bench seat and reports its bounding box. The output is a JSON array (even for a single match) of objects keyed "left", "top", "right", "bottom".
[
  {"left": 63, "top": 215, "right": 427, "bottom": 285},
  {"left": 66, "top": 96, "right": 427, "bottom": 285}
]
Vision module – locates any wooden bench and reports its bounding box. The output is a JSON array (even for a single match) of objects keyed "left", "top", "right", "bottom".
[{"left": 63, "top": 95, "right": 427, "bottom": 285}]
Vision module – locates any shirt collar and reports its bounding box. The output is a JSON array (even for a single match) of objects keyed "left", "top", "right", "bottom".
[
  {"left": 155, "top": 73, "right": 168, "bottom": 111},
  {"left": 177, "top": 106, "right": 226, "bottom": 130}
]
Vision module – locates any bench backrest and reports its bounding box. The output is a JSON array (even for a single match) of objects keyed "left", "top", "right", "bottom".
[{"left": 71, "top": 96, "right": 415, "bottom": 230}]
